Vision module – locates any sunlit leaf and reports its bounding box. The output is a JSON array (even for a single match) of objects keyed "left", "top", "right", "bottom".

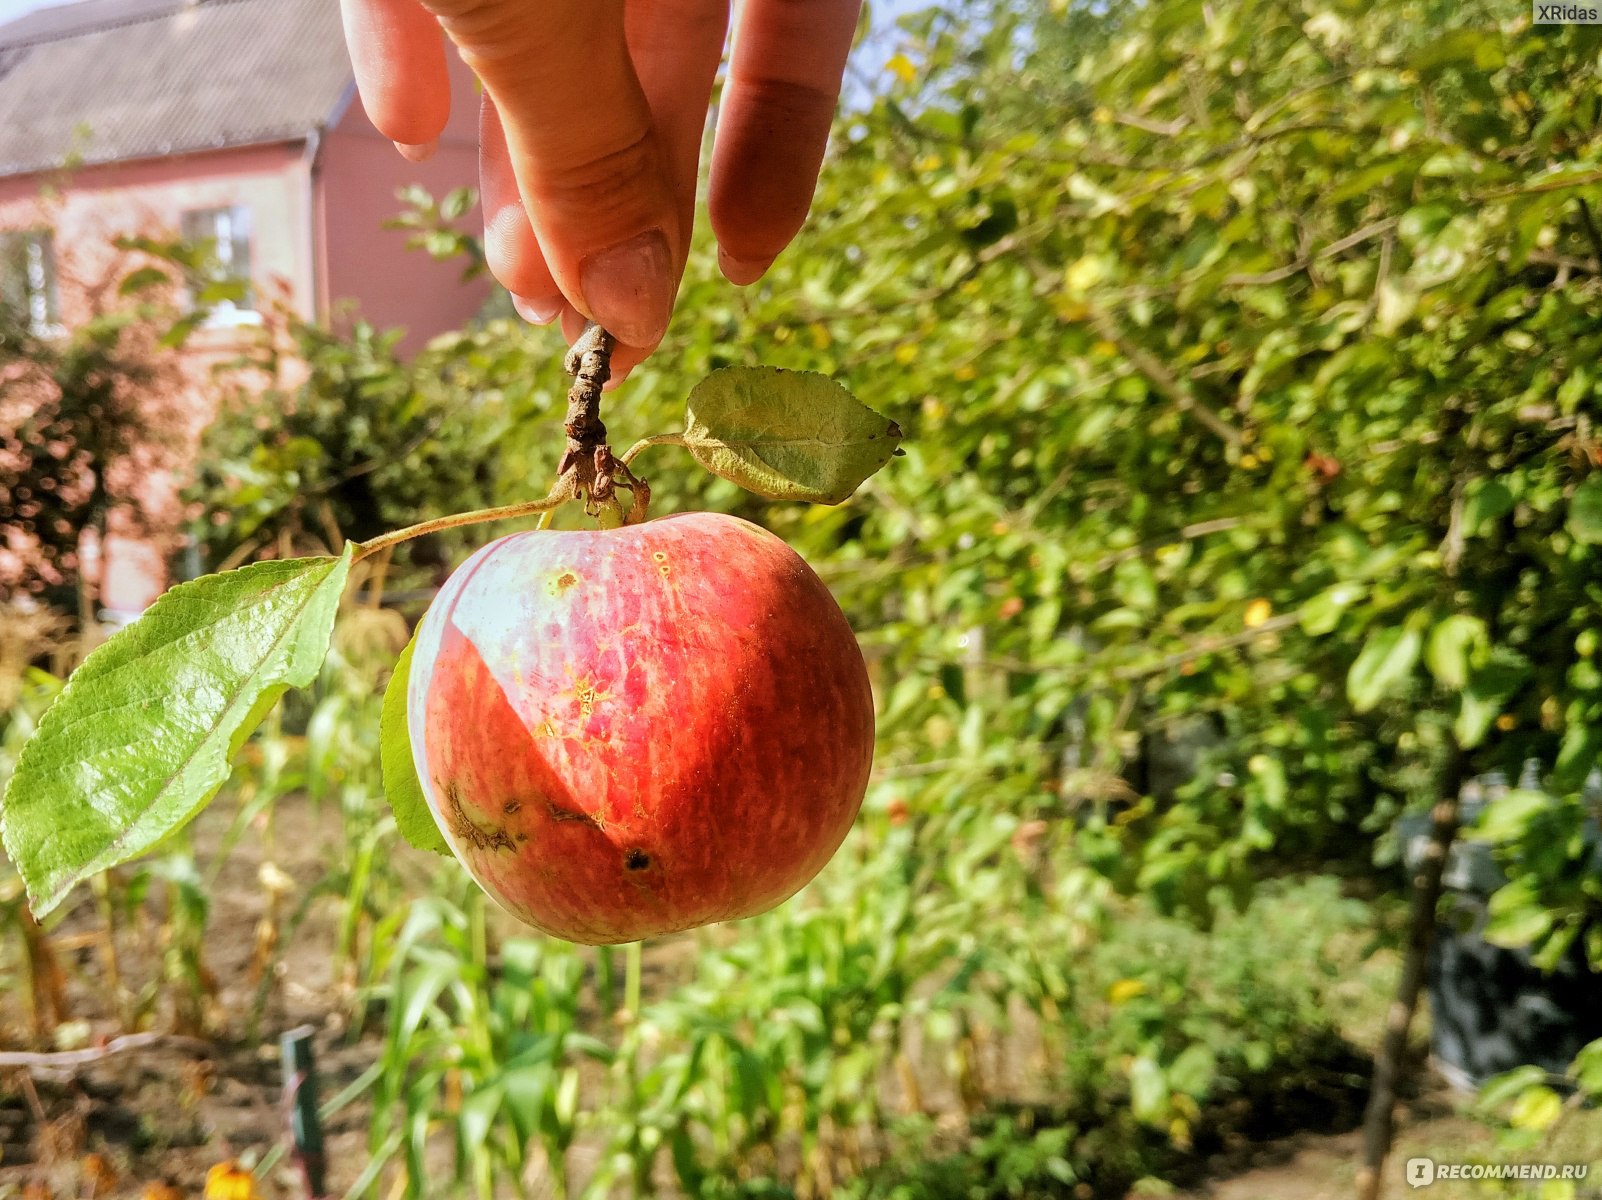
[
  {"left": 1347, "top": 626, "right": 1421, "bottom": 713},
  {"left": 681, "top": 367, "right": 902, "bottom": 504},
  {"left": 2, "top": 549, "right": 352, "bottom": 914}
]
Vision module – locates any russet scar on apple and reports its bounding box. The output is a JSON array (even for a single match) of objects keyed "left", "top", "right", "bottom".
[{"left": 408, "top": 512, "right": 875, "bottom": 944}]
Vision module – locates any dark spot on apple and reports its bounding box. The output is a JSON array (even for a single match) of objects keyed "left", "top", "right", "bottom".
[
  {"left": 554, "top": 570, "right": 578, "bottom": 592},
  {"left": 625, "top": 849, "right": 650, "bottom": 870},
  {"left": 547, "top": 800, "right": 605, "bottom": 830},
  {"left": 503, "top": 800, "right": 521, "bottom": 814}
]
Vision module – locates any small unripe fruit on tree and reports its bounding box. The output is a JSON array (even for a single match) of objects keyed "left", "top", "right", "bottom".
[{"left": 408, "top": 512, "right": 875, "bottom": 943}]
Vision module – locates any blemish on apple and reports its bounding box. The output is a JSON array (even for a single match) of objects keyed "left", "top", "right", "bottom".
[{"left": 409, "top": 513, "right": 874, "bottom": 943}]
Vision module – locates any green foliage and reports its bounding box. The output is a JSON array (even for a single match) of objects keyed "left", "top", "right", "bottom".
[
  {"left": 385, "top": 184, "right": 487, "bottom": 281},
  {"left": 1476, "top": 1035, "right": 1602, "bottom": 1155},
  {"left": 0, "top": 550, "right": 351, "bottom": 914},
  {"left": 1472, "top": 785, "right": 1602, "bottom": 970},
  {"left": 364, "top": 818, "right": 1368, "bottom": 1199},
  {"left": 381, "top": 632, "right": 449, "bottom": 857},
  {"left": 5, "top": 0, "right": 1602, "bottom": 1190},
  {"left": 0, "top": 287, "right": 179, "bottom": 612},
  {"left": 368, "top": 888, "right": 606, "bottom": 1198},
  {"left": 184, "top": 316, "right": 503, "bottom": 581},
  {"left": 674, "top": 366, "right": 903, "bottom": 503}
]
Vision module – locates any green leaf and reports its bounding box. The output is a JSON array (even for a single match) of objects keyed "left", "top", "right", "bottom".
[
  {"left": 1570, "top": 1037, "right": 1602, "bottom": 1098},
  {"left": 381, "top": 633, "right": 450, "bottom": 856},
  {"left": 1508, "top": 1085, "right": 1563, "bottom": 1131},
  {"left": 1167, "top": 1043, "right": 1217, "bottom": 1098},
  {"left": 117, "top": 266, "right": 170, "bottom": 295},
  {"left": 1569, "top": 477, "right": 1602, "bottom": 545},
  {"left": 1, "top": 550, "right": 352, "bottom": 916},
  {"left": 196, "top": 279, "right": 247, "bottom": 307},
  {"left": 1347, "top": 626, "right": 1421, "bottom": 713},
  {"left": 1299, "top": 583, "right": 1364, "bottom": 637},
  {"left": 1128, "top": 1053, "right": 1168, "bottom": 1123},
  {"left": 441, "top": 186, "right": 475, "bottom": 221},
  {"left": 1454, "top": 650, "right": 1531, "bottom": 749},
  {"left": 1475, "top": 789, "right": 1549, "bottom": 843},
  {"left": 1484, "top": 879, "right": 1554, "bottom": 949},
  {"left": 1477, "top": 1065, "right": 1550, "bottom": 1112},
  {"left": 1462, "top": 478, "right": 1514, "bottom": 537},
  {"left": 680, "top": 366, "right": 902, "bottom": 504},
  {"left": 158, "top": 312, "right": 204, "bottom": 349},
  {"left": 1425, "top": 614, "right": 1487, "bottom": 691}
]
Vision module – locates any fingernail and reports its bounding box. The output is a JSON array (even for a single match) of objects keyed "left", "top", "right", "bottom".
[
  {"left": 394, "top": 139, "right": 438, "bottom": 163},
  {"left": 513, "top": 295, "right": 563, "bottom": 325},
  {"left": 580, "top": 229, "right": 673, "bottom": 347},
  {"left": 718, "top": 247, "right": 774, "bottom": 286}
]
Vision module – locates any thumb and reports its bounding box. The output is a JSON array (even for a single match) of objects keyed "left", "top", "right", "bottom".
[{"left": 424, "top": 0, "right": 681, "bottom": 348}]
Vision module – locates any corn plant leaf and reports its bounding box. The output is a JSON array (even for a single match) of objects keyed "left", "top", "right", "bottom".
[
  {"left": 681, "top": 366, "right": 902, "bottom": 504},
  {"left": 380, "top": 633, "right": 450, "bottom": 856},
  {"left": 1, "top": 549, "right": 352, "bottom": 916}
]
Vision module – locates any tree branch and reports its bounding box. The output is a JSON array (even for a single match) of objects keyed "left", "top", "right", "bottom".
[
  {"left": 1356, "top": 744, "right": 1468, "bottom": 1200},
  {"left": 0, "top": 1031, "right": 210, "bottom": 1070},
  {"left": 558, "top": 322, "right": 615, "bottom": 479},
  {"left": 1113, "top": 611, "right": 1301, "bottom": 680},
  {"left": 1088, "top": 309, "right": 1244, "bottom": 446}
]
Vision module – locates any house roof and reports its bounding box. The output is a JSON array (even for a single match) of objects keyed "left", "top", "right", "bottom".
[{"left": 0, "top": 0, "right": 355, "bottom": 177}]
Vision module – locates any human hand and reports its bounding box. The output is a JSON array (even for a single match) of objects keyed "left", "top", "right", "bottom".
[{"left": 340, "top": 0, "right": 864, "bottom": 381}]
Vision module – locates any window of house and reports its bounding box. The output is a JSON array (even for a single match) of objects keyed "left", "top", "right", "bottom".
[
  {"left": 180, "top": 205, "right": 256, "bottom": 323},
  {"left": 0, "top": 230, "right": 61, "bottom": 335}
]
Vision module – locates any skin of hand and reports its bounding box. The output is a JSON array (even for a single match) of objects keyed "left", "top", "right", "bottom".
[{"left": 339, "top": 0, "right": 864, "bottom": 383}]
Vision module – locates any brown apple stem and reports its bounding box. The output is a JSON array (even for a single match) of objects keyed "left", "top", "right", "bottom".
[
  {"left": 558, "top": 323, "right": 651, "bottom": 523},
  {"left": 558, "top": 322, "right": 615, "bottom": 487},
  {"left": 351, "top": 329, "right": 650, "bottom": 563},
  {"left": 619, "top": 434, "right": 688, "bottom": 467}
]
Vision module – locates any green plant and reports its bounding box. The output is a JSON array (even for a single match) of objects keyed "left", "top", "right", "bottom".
[
  {"left": 0, "top": 287, "right": 184, "bottom": 619},
  {"left": 365, "top": 887, "right": 606, "bottom": 1198},
  {"left": 183, "top": 314, "right": 504, "bottom": 586}
]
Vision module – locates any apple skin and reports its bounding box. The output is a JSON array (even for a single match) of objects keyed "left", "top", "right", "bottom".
[{"left": 407, "top": 512, "right": 875, "bottom": 944}]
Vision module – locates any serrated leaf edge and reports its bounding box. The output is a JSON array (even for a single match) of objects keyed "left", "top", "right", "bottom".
[{"left": 0, "top": 549, "right": 352, "bottom": 915}]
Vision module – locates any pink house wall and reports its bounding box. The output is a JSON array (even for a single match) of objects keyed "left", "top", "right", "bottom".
[
  {"left": 0, "top": 45, "right": 492, "bottom": 614},
  {"left": 0, "top": 141, "right": 314, "bottom": 321},
  {"left": 0, "top": 142, "right": 315, "bottom": 614},
  {"left": 318, "top": 49, "right": 489, "bottom": 353}
]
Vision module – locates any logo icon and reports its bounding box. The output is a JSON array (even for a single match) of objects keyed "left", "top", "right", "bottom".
[{"left": 1406, "top": 1158, "right": 1436, "bottom": 1188}]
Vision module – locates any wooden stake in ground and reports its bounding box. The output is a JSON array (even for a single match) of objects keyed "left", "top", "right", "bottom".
[{"left": 1355, "top": 745, "right": 1467, "bottom": 1200}]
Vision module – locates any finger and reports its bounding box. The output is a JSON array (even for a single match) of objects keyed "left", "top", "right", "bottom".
[
  {"left": 340, "top": 0, "right": 452, "bottom": 149},
  {"left": 424, "top": 0, "right": 682, "bottom": 350},
  {"left": 709, "top": 0, "right": 862, "bottom": 283},
  {"left": 573, "top": 0, "right": 729, "bottom": 368},
  {"left": 479, "top": 93, "right": 561, "bottom": 320},
  {"left": 624, "top": 0, "right": 731, "bottom": 246}
]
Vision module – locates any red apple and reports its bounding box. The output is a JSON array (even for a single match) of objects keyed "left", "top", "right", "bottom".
[{"left": 408, "top": 512, "right": 875, "bottom": 943}]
